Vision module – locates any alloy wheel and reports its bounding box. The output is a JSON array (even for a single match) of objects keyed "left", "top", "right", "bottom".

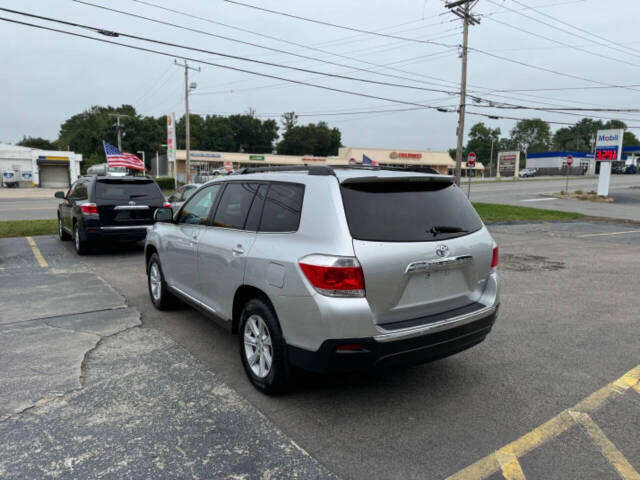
[
  {"left": 243, "top": 314, "right": 273, "bottom": 378},
  {"left": 149, "top": 262, "right": 162, "bottom": 301}
]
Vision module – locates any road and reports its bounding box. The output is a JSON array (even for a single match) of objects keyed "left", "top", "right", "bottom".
[
  {"left": 2, "top": 176, "right": 640, "bottom": 222},
  {"left": 1, "top": 221, "right": 638, "bottom": 479}
]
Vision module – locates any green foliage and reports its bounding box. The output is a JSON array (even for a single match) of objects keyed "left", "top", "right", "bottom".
[
  {"left": 465, "top": 123, "right": 501, "bottom": 165},
  {"left": 155, "top": 177, "right": 177, "bottom": 190},
  {"left": 17, "top": 136, "right": 59, "bottom": 150},
  {"left": 277, "top": 121, "right": 342, "bottom": 156},
  {"left": 509, "top": 118, "right": 551, "bottom": 153},
  {"left": 280, "top": 112, "right": 299, "bottom": 133},
  {"left": 0, "top": 219, "right": 57, "bottom": 238},
  {"left": 552, "top": 118, "right": 640, "bottom": 150},
  {"left": 472, "top": 203, "right": 583, "bottom": 223}
]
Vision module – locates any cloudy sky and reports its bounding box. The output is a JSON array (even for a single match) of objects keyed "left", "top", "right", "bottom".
[{"left": 1, "top": 0, "right": 639, "bottom": 152}]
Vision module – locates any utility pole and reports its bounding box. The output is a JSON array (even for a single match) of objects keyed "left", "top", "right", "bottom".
[
  {"left": 174, "top": 59, "right": 200, "bottom": 183},
  {"left": 109, "top": 113, "right": 129, "bottom": 151},
  {"left": 446, "top": 0, "right": 480, "bottom": 186}
]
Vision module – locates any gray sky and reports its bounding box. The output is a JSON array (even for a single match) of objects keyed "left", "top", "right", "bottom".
[{"left": 1, "top": 0, "right": 639, "bottom": 152}]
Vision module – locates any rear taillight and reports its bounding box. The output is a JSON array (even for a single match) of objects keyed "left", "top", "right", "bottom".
[
  {"left": 81, "top": 203, "right": 98, "bottom": 215},
  {"left": 163, "top": 202, "right": 171, "bottom": 208},
  {"left": 299, "top": 254, "right": 365, "bottom": 297},
  {"left": 491, "top": 246, "right": 499, "bottom": 268}
]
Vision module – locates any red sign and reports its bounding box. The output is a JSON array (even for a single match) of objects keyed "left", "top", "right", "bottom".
[
  {"left": 467, "top": 152, "right": 476, "bottom": 168},
  {"left": 390, "top": 152, "right": 422, "bottom": 159},
  {"left": 301, "top": 157, "right": 326, "bottom": 162},
  {"left": 566, "top": 155, "right": 573, "bottom": 166},
  {"left": 224, "top": 161, "right": 233, "bottom": 172},
  {"left": 596, "top": 147, "right": 618, "bottom": 161}
]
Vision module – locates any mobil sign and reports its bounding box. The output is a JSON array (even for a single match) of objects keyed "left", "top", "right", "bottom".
[{"left": 595, "top": 129, "right": 624, "bottom": 162}]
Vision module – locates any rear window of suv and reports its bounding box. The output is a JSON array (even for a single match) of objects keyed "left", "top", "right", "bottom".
[
  {"left": 340, "top": 180, "right": 483, "bottom": 242},
  {"left": 95, "top": 179, "right": 164, "bottom": 203}
]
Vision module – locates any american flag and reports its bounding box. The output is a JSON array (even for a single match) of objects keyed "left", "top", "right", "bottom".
[{"left": 103, "top": 141, "right": 145, "bottom": 172}]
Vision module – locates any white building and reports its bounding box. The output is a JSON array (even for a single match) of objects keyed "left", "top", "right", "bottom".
[
  {"left": 0, "top": 144, "right": 83, "bottom": 188},
  {"left": 525, "top": 151, "right": 595, "bottom": 174}
]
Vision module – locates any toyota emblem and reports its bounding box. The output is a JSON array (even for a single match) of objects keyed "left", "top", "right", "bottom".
[
  {"left": 435, "top": 245, "right": 449, "bottom": 257},
  {"left": 128, "top": 200, "right": 136, "bottom": 206}
]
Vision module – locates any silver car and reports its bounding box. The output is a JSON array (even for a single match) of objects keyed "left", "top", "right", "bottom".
[{"left": 145, "top": 167, "right": 500, "bottom": 393}]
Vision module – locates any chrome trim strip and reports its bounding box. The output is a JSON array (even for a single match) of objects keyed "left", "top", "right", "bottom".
[
  {"left": 169, "top": 285, "right": 217, "bottom": 315},
  {"left": 373, "top": 304, "right": 496, "bottom": 343},
  {"left": 113, "top": 205, "right": 150, "bottom": 210},
  {"left": 99, "top": 225, "right": 152, "bottom": 231},
  {"left": 406, "top": 255, "right": 473, "bottom": 274}
]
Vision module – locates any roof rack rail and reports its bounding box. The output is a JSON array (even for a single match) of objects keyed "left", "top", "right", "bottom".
[
  {"left": 232, "top": 164, "right": 442, "bottom": 177},
  {"left": 331, "top": 165, "right": 441, "bottom": 175},
  {"left": 233, "top": 165, "right": 335, "bottom": 176}
]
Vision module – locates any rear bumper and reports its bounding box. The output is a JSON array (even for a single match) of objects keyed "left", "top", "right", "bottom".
[
  {"left": 83, "top": 225, "right": 151, "bottom": 242},
  {"left": 288, "top": 307, "right": 498, "bottom": 374}
]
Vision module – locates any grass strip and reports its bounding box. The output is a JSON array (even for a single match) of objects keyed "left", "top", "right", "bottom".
[
  {"left": 473, "top": 203, "right": 584, "bottom": 223},
  {"left": 0, "top": 219, "right": 58, "bottom": 238}
]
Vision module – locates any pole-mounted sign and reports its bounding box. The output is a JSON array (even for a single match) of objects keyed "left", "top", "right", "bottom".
[{"left": 595, "top": 129, "right": 623, "bottom": 197}]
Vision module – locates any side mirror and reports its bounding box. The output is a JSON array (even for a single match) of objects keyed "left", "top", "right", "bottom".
[
  {"left": 154, "top": 207, "right": 173, "bottom": 223},
  {"left": 54, "top": 191, "right": 66, "bottom": 199}
]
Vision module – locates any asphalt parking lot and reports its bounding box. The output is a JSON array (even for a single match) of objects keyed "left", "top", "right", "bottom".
[{"left": 1, "top": 220, "right": 638, "bottom": 479}]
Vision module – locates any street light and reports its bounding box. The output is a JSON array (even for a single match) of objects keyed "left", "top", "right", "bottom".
[{"left": 136, "top": 150, "right": 146, "bottom": 175}]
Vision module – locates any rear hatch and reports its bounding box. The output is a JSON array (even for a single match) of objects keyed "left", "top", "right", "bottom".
[
  {"left": 95, "top": 178, "right": 164, "bottom": 227},
  {"left": 340, "top": 175, "right": 494, "bottom": 326}
]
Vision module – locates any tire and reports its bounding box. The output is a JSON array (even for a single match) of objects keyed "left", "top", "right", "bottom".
[
  {"left": 239, "top": 298, "right": 290, "bottom": 394},
  {"left": 58, "top": 216, "right": 70, "bottom": 240},
  {"left": 147, "top": 253, "right": 178, "bottom": 310},
  {"left": 73, "top": 223, "right": 89, "bottom": 255}
]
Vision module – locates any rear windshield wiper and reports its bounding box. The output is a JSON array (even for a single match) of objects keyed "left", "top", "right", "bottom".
[{"left": 429, "top": 225, "right": 469, "bottom": 237}]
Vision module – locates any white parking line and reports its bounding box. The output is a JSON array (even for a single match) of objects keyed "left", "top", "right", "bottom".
[
  {"left": 519, "top": 198, "right": 557, "bottom": 202},
  {"left": 578, "top": 230, "right": 640, "bottom": 238}
]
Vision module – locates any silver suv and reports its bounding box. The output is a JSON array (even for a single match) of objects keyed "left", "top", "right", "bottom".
[{"left": 145, "top": 166, "right": 500, "bottom": 393}]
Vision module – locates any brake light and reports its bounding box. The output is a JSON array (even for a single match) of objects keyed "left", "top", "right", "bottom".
[
  {"left": 81, "top": 203, "right": 98, "bottom": 215},
  {"left": 491, "top": 246, "right": 499, "bottom": 268},
  {"left": 299, "top": 254, "right": 365, "bottom": 297},
  {"left": 163, "top": 202, "right": 171, "bottom": 208}
]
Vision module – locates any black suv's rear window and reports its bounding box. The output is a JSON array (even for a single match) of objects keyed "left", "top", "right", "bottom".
[
  {"left": 340, "top": 180, "right": 483, "bottom": 242},
  {"left": 95, "top": 179, "right": 163, "bottom": 203}
]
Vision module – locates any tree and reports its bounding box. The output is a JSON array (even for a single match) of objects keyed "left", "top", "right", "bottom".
[
  {"left": 465, "top": 123, "right": 501, "bottom": 166},
  {"left": 277, "top": 122, "right": 342, "bottom": 156},
  {"left": 17, "top": 136, "right": 59, "bottom": 150},
  {"left": 509, "top": 118, "right": 551, "bottom": 153},
  {"left": 280, "top": 112, "right": 298, "bottom": 133},
  {"left": 552, "top": 118, "right": 640, "bottom": 151},
  {"left": 227, "top": 114, "right": 279, "bottom": 153}
]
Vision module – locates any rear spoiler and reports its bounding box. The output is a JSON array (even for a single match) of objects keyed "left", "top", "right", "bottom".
[{"left": 340, "top": 175, "right": 454, "bottom": 185}]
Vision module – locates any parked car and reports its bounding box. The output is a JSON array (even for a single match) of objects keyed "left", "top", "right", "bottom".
[
  {"left": 145, "top": 166, "right": 500, "bottom": 393},
  {"left": 166, "top": 183, "right": 202, "bottom": 212},
  {"left": 56, "top": 175, "right": 169, "bottom": 254},
  {"left": 518, "top": 168, "right": 537, "bottom": 178}
]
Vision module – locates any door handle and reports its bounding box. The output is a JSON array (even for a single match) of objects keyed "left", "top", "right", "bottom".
[{"left": 232, "top": 245, "right": 245, "bottom": 256}]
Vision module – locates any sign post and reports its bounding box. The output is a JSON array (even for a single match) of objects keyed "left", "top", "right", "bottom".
[
  {"left": 565, "top": 154, "right": 573, "bottom": 193},
  {"left": 467, "top": 152, "right": 476, "bottom": 198},
  {"left": 166, "top": 113, "right": 177, "bottom": 188},
  {"left": 595, "top": 129, "right": 624, "bottom": 197}
]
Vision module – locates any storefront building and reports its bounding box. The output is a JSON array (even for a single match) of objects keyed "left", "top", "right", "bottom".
[
  {"left": 0, "top": 144, "right": 83, "bottom": 188},
  {"left": 161, "top": 146, "right": 483, "bottom": 182}
]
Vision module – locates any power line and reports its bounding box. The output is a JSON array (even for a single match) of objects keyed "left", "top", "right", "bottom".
[
  {"left": 74, "top": 0, "right": 460, "bottom": 88},
  {"left": 222, "top": 0, "right": 457, "bottom": 47},
  {"left": 469, "top": 46, "right": 640, "bottom": 92},
  {"left": 509, "top": 0, "right": 640, "bottom": 58},
  {"left": 129, "top": 0, "right": 464, "bottom": 90},
  {"left": 0, "top": 15, "right": 460, "bottom": 113},
  {"left": 484, "top": 13, "right": 640, "bottom": 70},
  {"left": 0, "top": 7, "right": 465, "bottom": 97}
]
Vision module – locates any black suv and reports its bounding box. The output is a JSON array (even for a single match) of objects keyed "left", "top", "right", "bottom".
[{"left": 55, "top": 175, "right": 167, "bottom": 254}]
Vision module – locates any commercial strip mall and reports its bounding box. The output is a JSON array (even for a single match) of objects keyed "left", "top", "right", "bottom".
[{"left": 156, "top": 146, "right": 485, "bottom": 181}]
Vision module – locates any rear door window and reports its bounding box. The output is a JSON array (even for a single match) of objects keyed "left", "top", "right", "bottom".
[
  {"left": 340, "top": 180, "right": 482, "bottom": 242},
  {"left": 212, "top": 183, "right": 258, "bottom": 230},
  {"left": 260, "top": 183, "right": 304, "bottom": 232},
  {"left": 95, "top": 179, "right": 163, "bottom": 204}
]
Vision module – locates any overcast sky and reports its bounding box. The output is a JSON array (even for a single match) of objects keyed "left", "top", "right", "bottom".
[{"left": 1, "top": 0, "right": 639, "bottom": 152}]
